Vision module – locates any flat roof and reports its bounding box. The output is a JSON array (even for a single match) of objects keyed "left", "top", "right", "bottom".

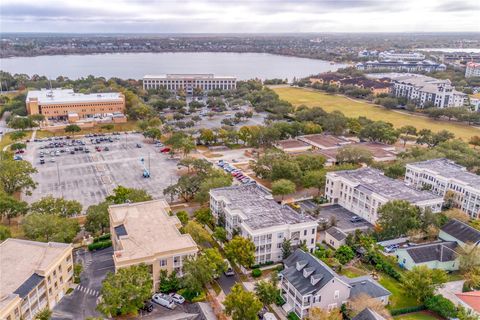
[
  {"left": 143, "top": 74, "right": 236, "bottom": 80},
  {"left": 109, "top": 200, "right": 198, "bottom": 263},
  {"left": 299, "top": 134, "right": 350, "bottom": 149},
  {"left": 210, "top": 184, "right": 316, "bottom": 230},
  {"left": 26, "top": 89, "right": 123, "bottom": 105},
  {"left": 275, "top": 139, "right": 311, "bottom": 150},
  {"left": 0, "top": 239, "right": 72, "bottom": 308},
  {"left": 407, "top": 158, "right": 480, "bottom": 189},
  {"left": 330, "top": 167, "right": 443, "bottom": 203}
]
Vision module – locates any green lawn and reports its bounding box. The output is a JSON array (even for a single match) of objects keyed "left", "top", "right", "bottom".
[
  {"left": 339, "top": 266, "right": 367, "bottom": 278},
  {"left": 394, "top": 311, "right": 440, "bottom": 320},
  {"left": 379, "top": 275, "right": 420, "bottom": 310},
  {"left": 36, "top": 120, "right": 139, "bottom": 138},
  {"left": 273, "top": 87, "right": 480, "bottom": 141}
]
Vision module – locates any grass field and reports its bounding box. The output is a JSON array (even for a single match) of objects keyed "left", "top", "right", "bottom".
[
  {"left": 273, "top": 87, "right": 480, "bottom": 141},
  {"left": 394, "top": 311, "right": 440, "bottom": 320},
  {"left": 379, "top": 275, "right": 420, "bottom": 310}
]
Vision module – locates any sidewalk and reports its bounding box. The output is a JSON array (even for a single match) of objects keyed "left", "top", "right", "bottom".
[{"left": 270, "top": 304, "right": 288, "bottom": 320}]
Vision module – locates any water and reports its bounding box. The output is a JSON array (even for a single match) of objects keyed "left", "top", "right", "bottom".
[
  {"left": 418, "top": 48, "right": 480, "bottom": 53},
  {"left": 0, "top": 52, "right": 347, "bottom": 81}
]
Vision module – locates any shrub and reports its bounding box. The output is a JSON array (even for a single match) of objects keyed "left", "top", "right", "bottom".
[
  {"left": 93, "top": 233, "right": 111, "bottom": 243},
  {"left": 425, "top": 295, "right": 457, "bottom": 319},
  {"left": 275, "top": 293, "right": 286, "bottom": 306},
  {"left": 390, "top": 305, "right": 426, "bottom": 316},
  {"left": 177, "top": 288, "right": 206, "bottom": 302},
  {"left": 287, "top": 312, "right": 301, "bottom": 320},
  {"left": 251, "top": 268, "right": 262, "bottom": 278},
  {"left": 88, "top": 240, "right": 112, "bottom": 251}
]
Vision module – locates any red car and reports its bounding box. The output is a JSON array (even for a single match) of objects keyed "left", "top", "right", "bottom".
[
  {"left": 95, "top": 146, "right": 101, "bottom": 152},
  {"left": 160, "top": 147, "right": 171, "bottom": 153},
  {"left": 15, "top": 150, "right": 25, "bottom": 154}
]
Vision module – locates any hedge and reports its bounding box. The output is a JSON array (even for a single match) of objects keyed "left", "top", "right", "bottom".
[
  {"left": 425, "top": 295, "right": 457, "bottom": 319},
  {"left": 251, "top": 268, "right": 262, "bottom": 278},
  {"left": 88, "top": 240, "right": 112, "bottom": 251},
  {"left": 287, "top": 312, "right": 301, "bottom": 320},
  {"left": 93, "top": 233, "right": 111, "bottom": 243},
  {"left": 390, "top": 305, "right": 426, "bottom": 316}
]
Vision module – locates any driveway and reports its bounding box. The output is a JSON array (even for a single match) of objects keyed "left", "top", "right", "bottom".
[
  {"left": 217, "top": 273, "right": 240, "bottom": 295},
  {"left": 436, "top": 280, "right": 465, "bottom": 306},
  {"left": 52, "top": 247, "right": 115, "bottom": 319}
]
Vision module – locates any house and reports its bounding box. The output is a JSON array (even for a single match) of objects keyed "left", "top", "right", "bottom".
[
  {"left": 455, "top": 291, "right": 480, "bottom": 316},
  {"left": 325, "top": 227, "right": 347, "bottom": 249},
  {"left": 439, "top": 219, "right": 480, "bottom": 246},
  {"left": 280, "top": 249, "right": 390, "bottom": 319},
  {"left": 395, "top": 241, "right": 459, "bottom": 271},
  {"left": 352, "top": 308, "right": 387, "bottom": 320}
]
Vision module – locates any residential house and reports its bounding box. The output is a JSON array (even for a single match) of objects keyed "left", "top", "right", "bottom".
[
  {"left": 439, "top": 219, "right": 480, "bottom": 246},
  {"left": 455, "top": 291, "right": 480, "bottom": 316},
  {"left": 395, "top": 241, "right": 459, "bottom": 271},
  {"left": 325, "top": 227, "right": 348, "bottom": 249},
  {"left": 352, "top": 308, "right": 387, "bottom": 320}
]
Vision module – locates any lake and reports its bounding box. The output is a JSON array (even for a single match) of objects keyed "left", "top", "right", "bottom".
[{"left": 0, "top": 52, "right": 347, "bottom": 81}]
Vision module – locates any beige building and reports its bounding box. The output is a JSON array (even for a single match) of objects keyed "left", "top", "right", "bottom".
[
  {"left": 109, "top": 200, "right": 198, "bottom": 291},
  {"left": 0, "top": 239, "right": 73, "bottom": 320},
  {"left": 26, "top": 89, "right": 126, "bottom": 122},
  {"left": 143, "top": 74, "right": 237, "bottom": 94}
]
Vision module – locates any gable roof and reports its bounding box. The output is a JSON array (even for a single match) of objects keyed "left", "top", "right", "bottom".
[
  {"left": 281, "top": 249, "right": 341, "bottom": 295},
  {"left": 455, "top": 291, "right": 480, "bottom": 313},
  {"left": 346, "top": 276, "right": 391, "bottom": 299},
  {"left": 403, "top": 241, "right": 458, "bottom": 264},
  {"left": 326, "top": 227, "right": 347, "bottom": 241},
  {"left": 352, "top": 308, "right": 387, "bottom": 320},
  {"left": 440, "top": 219, "right": 480, "bottom": 244}
]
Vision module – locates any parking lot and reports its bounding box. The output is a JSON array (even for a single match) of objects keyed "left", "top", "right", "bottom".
[{"left": 23, "top": 133, "right": 179, "bottom": 209}]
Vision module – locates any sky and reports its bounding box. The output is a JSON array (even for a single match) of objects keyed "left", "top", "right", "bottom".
[{"left": 1, "top": 0, "right": 479, "bottom": 34}]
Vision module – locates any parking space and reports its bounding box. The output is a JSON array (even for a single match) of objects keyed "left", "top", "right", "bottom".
[{"left": 23, "top": 133, "right": 179, "bottom": 209}]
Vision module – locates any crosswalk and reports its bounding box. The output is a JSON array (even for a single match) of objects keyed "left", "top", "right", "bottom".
[{"left": 75, "top": 285, "right": 99, "bottom": 297}]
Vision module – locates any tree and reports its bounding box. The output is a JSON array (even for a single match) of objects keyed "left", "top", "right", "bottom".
[
  {"left": 213, "top": 226, "right": 227, "bottom": 243},
  {"left": 309, "top": 307, "right": 343, "bottom": 320},
  {"left": 176, "top": 210, "right": 189, "bottom": 225},
  {"left": 101, "top": 124, "right": 114, "bottom": 131},
  {"left": 22, "top": 214, "right": 80, "bottom": 243},
  {"left": 416, "top": 129, "right": 455, "bottom": 147},
  {"left": 457, "top": 305, "right": 478, "bottom": 320},
  {"left": 0, "top": 225, "right": 12, "bottom": 240},
  {"left": 193, "top": 207, "right": 214, "bottom": 227},
  {"left": 0, "top": 192, "right": 28, "bottom": 224},
  {"left": 30, "top": 196, "right": 82, "bottom": 217},
  {"left": 425, "top": 294, "right": 458, "bottom": 319},
  {"left": 158, "top": 270, "right": 180, "bottom": 293},
  {"left": 443, "top": 208, "right": 470, "bottom": 223},
  {"left": 336, "top": 146, "right": 373, "bottom": 165},
  {"left": 199, "top": 129, "right": 216, "bottom": 145},
  {"left": 254, "top": 280, "right": 278, "bottom": 305},
  {"left": 282, "top": 238, "right": 292, "bottom": 259},
  {"left": 0, "top": 157, "right": 37, "bottom": 195},
  {"left": 85, "top": 201, "right": 110, "bottom": 235},
  {"left": 106, "top": 185, "right": 152, "bottom": 204},
  {"left": 224, "top": 236, "right": 256, "bottom": 268},
  {"left": 402, "top": 266, "right": 448, "bottom": 303},
  {"left": 97, "top": 264, "right": 153, "bottom": 317},
  {"left": 9, "top": 130, "right": 27, "bottom": 141},
  {"left": 64, "top": 124, "right": 81, "bottom": 136},
  {"left": 301, "top": 170, "right": 327, "bottom": 195},
  {"left": 224, "top": 283, "right": 263, "bottom": 320},
  {"left": 194, "top": 171, "right": 233, "bottom": 203},
  {"left": 34, "top": 308, "right": 52, "bottom": 320},
  {"left": 182, "top": 248, "right": 226, "bottom": 294},
  {"left": 469, "top": 136, "right": 480, "bottom": 149},
  {"left": 9, "top": 117, "right": 36, "bottom": 130},
  {"left": 183, "top": 220, "right": 211, "bottom": 244},
  {"left": 463, "top": 267, "right": 480, "bottom": 291},
  {"left": 334, "top": 245, "right": 355, "bottom": 264},
  {"left": 377, "top": 200, "right": 421, "bottom": 239},
  {"left": 348, "top": 293, "right": 390, "bottom": 319},
  {"left": 359, "top": 121, "right": 399, "bottom": 144},
  {"left": 271, "top": 179, "right": 296, "bottom": 200},
  {"left": 10, "top": 142, "right": 26, "bottom": 151},
  {"left": 458, "top": 243, "right": 480, "bottom": 273},
  {"left": 143, "top": 127, "right": 162, "bottom": 141},
  {"left": 398, "top": 125, "right": 417, "bottom": 147}
]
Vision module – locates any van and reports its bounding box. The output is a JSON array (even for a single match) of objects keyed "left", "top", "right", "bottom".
[
  {"left": 224, "top": 259, "right": 235, "bottom": 276},
  {"left": 152, "top": 293, "right": 176, "bottom": 310}
]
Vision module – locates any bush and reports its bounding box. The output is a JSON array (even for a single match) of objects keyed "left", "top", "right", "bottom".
[
  {"left": 251, "top": 268, "right": 262, "bottom": 278},
  {"left": 390, "top": 305, "right": 426, "bottom": 316},
  {"left": 88, "top": 240, "right": 112, "bottom": 251},
  {"left": 275, "top": 293, "right": 286, "bottom": 306},
  {"left": 425, "top": 295, "right": 457, "bottom": 319},
  {"left": 363, "top": 250, "right": 401, "bottom": 280},
  {"left": 177, "top": 288, "right": 206, "bottom": 302},
  {"left": 93, "top": 233, "right": 111, "bottom": 243},
  {"left": 287, "top": 312, "right": 301, "bottom": 320}
]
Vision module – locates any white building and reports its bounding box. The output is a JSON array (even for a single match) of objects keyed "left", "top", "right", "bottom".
[
  {"left": 143, "top": 74, "right": 236, "bottom": 94},
  {"left": 325, "top": 168, "right": 444, "bottom": 224},
  {"left": 209, "top": 185, "right": 318, "bottom": 264},
  {"left": 405, "top": 159, "right": 480, "bottom": 219},
  {"left": 378, "top": 51, "right": 426, "bottom": 61},
  {"left": 390, "top": 74, "right": 466, "bottom": 108},
  {"left": 465, "top": 62, "right": 480, "bottom": 78},
  {"left": 356, "top": 60, "right": 446, "bottom": 73}
]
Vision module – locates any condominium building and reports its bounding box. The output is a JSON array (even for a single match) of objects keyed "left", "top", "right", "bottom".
[
  {"left": 209, "top": 185, "right": 318, "bottom": 264},
  {"left": 325, "top": 168, "right": 444, "bottom": 224},
  {"left": 378, "top": 51, "right": 426, "bottom": 61},
  {"left": 390, "top": 74, "right": 466, "bottom": 108},
  {"left": 465, "top": 62, "right": 480, "bottom": 78},
  {"left": 356, "top": 60, "right": 446, "bottom": 73},
  {"left": 26, "top": 89, "right": 126, "bottom": 122},
  {"left": 109, "top": 200, "right": 199, "bottom": 291},
  {"left": 405, "top": 159, "right": 480, "bottom": 219},
  {"left": 0, "top": 239, "right": 73, "bottom": 320},
  {"left": 142, "top": 74, "right": 237, "bottom": 94}
]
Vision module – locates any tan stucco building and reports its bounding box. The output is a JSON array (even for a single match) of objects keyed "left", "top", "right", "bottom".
[
  {"left": 26, "top": 89, "right": 125, "bottom": 122},
  {"left": 109, "top": 200, "right": 198, "bottom": 291},
  {"left": 0, "top": 239, "right": 74, "bottom": 320}
]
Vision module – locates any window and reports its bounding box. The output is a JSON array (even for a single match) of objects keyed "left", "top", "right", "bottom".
[
  {"left": 304, "top": 230, "right": 307, "bottom": 236},
  {"left": 334, "top": 290, "right": 339, "bottom": 299},
  {"left": 159, "top": 259, "right": 167, "bottom": 267},
  {"left": 312, "top": 228, "right": 315, "bottom": 234}
]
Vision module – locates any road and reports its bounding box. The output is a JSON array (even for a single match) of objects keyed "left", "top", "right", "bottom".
[{"left": 217, "top": 273, "right": 240, "bottom": 295}]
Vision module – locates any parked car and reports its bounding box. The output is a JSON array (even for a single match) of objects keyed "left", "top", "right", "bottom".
[
  {"left": 40, "top": 159, "right": 45, "bottom": 165},
  {"left": 136, "top": 143, "right": 142, "bottom": 148},
  {"left": 224, "top": 259, "right": 235, "bottom": 276},
  {"left": 350, "top": 216, "right": 363, "bottom": 223},
  {"left": 152, "top": 293, "right": 176, "bottom": 310},
  {"left": 169, "top": 293, "right": 185, "bottom": 304},
  {"left": 13, "top": 155, "right": 23, "bottom": 161},
  {"left": 141, "top": 301, "right": 154, "bottom": 313},
  {"left": 104, "top": 147, "right": 109, "bottom": 151},
  {"left": 160, "top": 147, "right": 171, "bottom": 153}
]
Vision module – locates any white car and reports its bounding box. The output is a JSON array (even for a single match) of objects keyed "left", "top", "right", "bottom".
[
  {"left": 152, "top": 293, "right": 176, "bottom": 309},
  {"left": 169, "top": 293, "right": 185, "bottom": 304}
]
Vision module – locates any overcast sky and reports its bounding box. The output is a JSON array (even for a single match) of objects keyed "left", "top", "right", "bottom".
[{"left": 1, "top": 0, "right": 479, "bottom": 33}]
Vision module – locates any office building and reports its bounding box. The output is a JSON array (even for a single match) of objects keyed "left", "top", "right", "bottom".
[
  {"left": 109, "top": 200, "right": 198, "bottom": 291},
  {"left": 26, "top": 89, "right": 126, "bottom": 122},
  {"left": 325, "top": 168, "right": 444, "bottom": 224},
  {"left": 378, "top": 51, "right": 425, "bottom": 61},
  {"left": 356, "top": 60, "right": 446, "bottom": 73},
  {"left": 466, "top": 62, "right": 480, "bottom": 78},
  {"left": 0, "top": 239, "right": 73, "bottom": 320},
  {"left": 405, "top": 159, "right": 480, "bottom": 219},
  {"left": 143, "top": 74, "right": 236, "bottom": 94},
  {"left": 209, "top": 185, "right": 318, "bottom": 264},
  {"left": 389, "top": 74, "right": 466, "bottom": 108}
]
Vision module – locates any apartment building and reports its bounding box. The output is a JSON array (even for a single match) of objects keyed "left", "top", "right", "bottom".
[
  {"left": 26, "top": 89, "right": 125, "bottom": 122},
  {"left": 405, "top": 159, "right": 480, "bottom": 219},
  {"left": 143, "top": 74, "right": 236, "bottom": 94},
  {"left": 109, "top": 200, "right": 199, "bottom": 291},
  {"left": 325, "top": 168, "right": 444, "bottom": 224},
  {"left": 356, "top": 60, "right": 446, "bottom": 73},
  {"left": 466, "top": 62, "right": 480, "bottom": 78},
  {"left": 390, "top": 74, "right": 466, "bottom": 108},
  {"left": 0, "top": 239, "right": 73, "bottom": 320},
  {"left": 209, "top": 185, "right": 318, "bottom": 264},
  {"left": 378, "top": 51, "right": 426, "bottom": 61}
]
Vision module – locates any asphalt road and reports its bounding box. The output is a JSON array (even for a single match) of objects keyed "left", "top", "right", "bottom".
[{"left": 217, "top": 273, "right": 239, "bottom": 295}]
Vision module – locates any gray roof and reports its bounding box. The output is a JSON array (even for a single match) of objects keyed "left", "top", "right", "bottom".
[
  {"left": 210, "top": 185, "right": 315, "bottom": 230},
  {"left": 441, "top": 219, "right": 480, "bottom": 244},
  {"left": 352, "top": 308, "right": 387, "bottom": 320},
  {"left": 281, "top": 249, "right": 338, "bottom": 295},
  {"left": 346, "top": 276, "right": 391, "bottom": 299},
  {"left": 404, "top": 241, "right": 458, "bottom": 263},
  {"left": 331, "top": 167, "right": 442, "bottom": 203},
  {"left": 326, "top": 227, "right": 347, "bottom": 241},
  {"left": 13, "top": 273, "right": 44, "bottom": 298}
]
